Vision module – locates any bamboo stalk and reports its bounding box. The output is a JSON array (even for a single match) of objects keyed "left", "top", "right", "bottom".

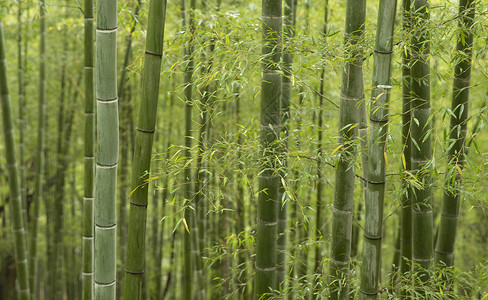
[
  {"left": 95, "top": 0, "right": 118, "bottom": 297},
  {"left": 410, "top": 0, "right": 433, "bottom": 287},
  {"left": 82, "top": 0, "right": 95, "bottom": 297},
  {"left": 277, "top": 0, "right": 294, "bottom": 292},
  {"left": 123, "top": 0, "right": 168, "bottom": 298},
  {"left": 29, "top": 1, "right": 47, "bottom": 297},
  {"left": 435, "top": 0, "right": 475, "bottom": 273},
  {"left": 329, "top": 1, "right": 366, "bottom": 299},
  {"left": 359, "top": 0, "right": 397, "bottom": 298},
  {"left": 400, "top": 1, "right": 413, "bottom": 294},
  {"left": 256, "top": 0, "right": 282, "bottom": 297},
  {"left": 0, "top": 19, "right": 31, "bottom": 300}
]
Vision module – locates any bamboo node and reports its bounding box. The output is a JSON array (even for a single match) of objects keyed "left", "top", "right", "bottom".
[
  {"left": 256, "top": 218, "right": 277, "bottom": 226},
  {"left": 340, "top": 93, "right": 363, "bottom": 102},
  {"left": 440, "top": 213, "right": 459, "bottom": 220},
  {"left": 363, "top": 233, "right": 383, "bottom": 240},
  {"left": 374, "top": 49, "right": 393, "bottom": 55},
  {"left": 136, "top": 127, "right": 155, "bottom": 134},
  {"left": 145, "top": 50, "right": 163, "bottom": 57},
  {"left": 360, "top": 289, "right": 379, "bottom": 296},
  {"left": 96, "top": 27, "right": 118, "bottom": 33},
  {"left": 129, "top": 201, "right": 148, "bottom": 207},
  {"left": 331, "top": 206, "right": 352, "bottom": 215},
  {"left": 125, "top": 269, "right": 145, "bottom": 275},
  {"left": 255, "top": 265, "right": 276, "bottom": 271},
  {"left": 329, "top": 257, "right": 348, "bottom": 266}
]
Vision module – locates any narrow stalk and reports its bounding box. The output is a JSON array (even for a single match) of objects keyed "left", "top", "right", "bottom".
[
  {"left": 0, "top": 19, "right": 31, "bottom": 300},
  {"left": 400, "top": 1, "right": 413, "bottom": 295},
  {"left": 435, "top": 0, "right": 475, "bottom": 276},
  {"left": 123, "top": 0, "right": 168, "bottom": 298},
  {"left": 95, "top": 0, "right": 118, "bottom": 297},
  {"left": 359, "top": 1, "right": 397, "bottom": 298},
  {"left": 278, "top": 0, "right": 294, "bottom": 292},
  {"left": 329, "top": 1, "right": 366, "bottom": 299},
  {"left": 255, "top": 0, "right": 282, "bottom": 298},
  {"left": 29, "top": 1, "right": 47, "bottom": 297},
  {"left": 181, "top": 1, "right": 197, "bottom": 299},
  {"left": 82, "top": 0, "right": 95, "bottom": 297},
  {"left": 314, "top": 0, "right": 328, "bottom": 280},
  {"left": 118, "top": 4, "right": 142, "bottom": 291},
  {"left": 17, "top": 0, "right": 28, "bottom": 253},
  {"left": 410, "top": 0, "right": 433, "bottom": 287}
]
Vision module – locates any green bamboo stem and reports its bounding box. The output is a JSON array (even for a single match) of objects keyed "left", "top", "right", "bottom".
[
  {"left": 359, "top": 1, "right": 396, "bottom": 298},
  {"left": 329, "top": 1, "right": 366, "bottom": 299},
  {"left": 95, "top": 0, "right": 118, "bottom": 297},
  {"left": 315, "top": 0, "right": 328, "bottom": 278},
  {"left": 118, "top": 5, "right": 142, "bottom": 291},
  {"left": 155, "top": 94, "right": 174, "bottom": 298},
  {"left": 194, "top": 1, "right": 213, "bottom": 271},
  {"left": 410, "top": 0, "right": 433, "bottom": 285},
  {"left": 182, "top": 0, "right": 196, "bottom": 299},
  {"left": 29, "top": 1, "right": 47, "bottom": 298},
  {"left": 54, "top": 4, "right": 70, "bottom": 296},
  {"left": 17, "top": 0, "right": 28, "bottom": 252},
  {"left": 234, "top": 83, "right": 249, "bottom": 299},
  {"left": 256, "top": 0, "right": 282, "bottom": 298},
  {"left": 277, "top": 0, "right": 294, "bottom": 292},
  {"left": 82, "top": 0, "right": 95, "bottom": 298},
  {"left": 0, "top": 19, "right": 31, "bottom": 300},
  {"left": 435, "top": 0, "right": 475, "bottom": 270},
  {"left": 400, "top": 0, "right": 413, "bottom": 292},
  {"left": 123, "top": 0, "right": 167, "bottom": 298}
]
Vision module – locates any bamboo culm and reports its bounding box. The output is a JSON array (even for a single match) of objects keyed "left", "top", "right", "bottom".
[
  {"left": 82, "top": 0, "right": 95, "bottom": 298},
  {"left": 256, "top": 0, "right": 282, "bottom": 298},
  {"left": 29, "top": 1, "right": 47, "bottom": 298},
  {"left": 359, "top": 0, "right": 397, "bottom": 298},
  {"left": 329, "top": 1, "right": 366, "bottom": 299},
  {"left": 95, "top": 0, "right": 118, "bottom": 297},
  {"left": 435, "top": 0, "right": 475, "bottom": 270},
  {"left": 277, "top": 0, "right": 294, "bottom": 291},
  {"left": 400, "top": 0, "right": 413, "bottom": 292},
  {"left": 123, "top": 0, "right": 167, "bottom": 298},
  {"left": 410, "top": 0, "right": 433, "bottom": 286},
  {"left": 0, "top": 19, "right": 31, "bottom": 300}
]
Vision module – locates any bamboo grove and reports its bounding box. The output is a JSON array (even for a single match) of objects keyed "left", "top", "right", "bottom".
[{"left": 0, "top": 0, "right": 487, "bottom": 299}]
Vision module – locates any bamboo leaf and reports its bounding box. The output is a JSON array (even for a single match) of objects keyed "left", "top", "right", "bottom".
[
  {"left": 402, "top": 152, "right": 406, "bottom": 169},
  {"left": 331, "top": 144, "right": 343, "bottom": 155},
  {"left": 182, "top": 217, "right": 190, "bottom": 234},
  {"left": 144, "top": 176, "right": 159, "bottom": 183},
  {"left": 455, "top": 164, "right": 463, "bottom": 177}
]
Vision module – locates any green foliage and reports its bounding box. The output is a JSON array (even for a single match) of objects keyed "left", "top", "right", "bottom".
[{"left": 0, "top": 0, "right": 488, "bottom": 299}]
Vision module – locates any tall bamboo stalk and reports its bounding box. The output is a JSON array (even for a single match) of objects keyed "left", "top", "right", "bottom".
[
  {"left": 329, "top": 1, "right": 366, "bottom": 299},
  {"left": 182, "top": 0, "right": 197, "bottom": 299},
  {"left": 17, "top": 0, "right": 28, "bottom": 250},
  {"left": 400, "top": 0, "right": 413, "bottom": 291},
  {"left": 315, "top": 0, "right": 328, "bottom": 278},
  {"left": 359, "top": 0, "right": 396, "bottom": 298},
  {"left": 410, "top": 0, "right": 433, "bottom": 285},
  {"left": 95, "top": 0, "right": 118, "bottom": 297},
  {"left": 277, "top": 0, "right": 294, "bottom": 291},
  {"left": 118, "top": 5, "right": 142, "bottom": 290},
  {"left": 29, "top": 1, "right": 47, "bottom": 298},
  {"left": 123, "top": 0, "right": 167, "bottom": 298},
  {"left": 256, "top": 0, "right": 282, "bottom": 298},
  {"left": 82, "top": 0, "right": 95, "bottom": 298},
  {"left": 54, "top": 4, "right": 70, "bottom": 296},
  {"left": 435, "top": 0, "right": 475, "bottom": 271},
  {"left": 0, "top": 19, "right": 31, "bottom": 300}
]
